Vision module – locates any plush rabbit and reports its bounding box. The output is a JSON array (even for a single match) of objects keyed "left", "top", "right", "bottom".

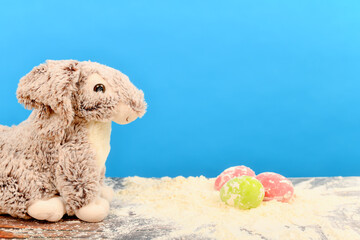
[{"left": 0, "top": 60, "right": 146, "bottom": 222}]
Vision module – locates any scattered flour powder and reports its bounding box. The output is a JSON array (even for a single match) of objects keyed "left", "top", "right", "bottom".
[{"left": 113, "top": 176, "right": 360, "bottom": 240}]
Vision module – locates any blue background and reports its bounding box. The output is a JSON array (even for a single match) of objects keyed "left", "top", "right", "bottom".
[{"left": 1, "top": 1, "right": 359, "bottom": 178}]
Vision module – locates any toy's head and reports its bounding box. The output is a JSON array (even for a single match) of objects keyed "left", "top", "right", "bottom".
[{"left": 17, "top": 60, "right": 147, "bottom": 139}]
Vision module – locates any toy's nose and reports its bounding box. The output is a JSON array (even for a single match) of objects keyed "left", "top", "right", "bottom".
[{"left": 112, "top": 102, "right": 140, "bottom": 125}]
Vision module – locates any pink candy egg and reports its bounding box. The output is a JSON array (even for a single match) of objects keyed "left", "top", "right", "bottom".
[
  {"left": 214, "top": 165, "right": 256, "bottom": 191},
  {"left": 256, "top": 172, "right": 294, "bottom": 202}
]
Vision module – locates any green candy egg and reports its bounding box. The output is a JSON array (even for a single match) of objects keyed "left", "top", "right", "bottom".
[{"left": 220, "top": 176, "right": 265, "bottom": 210}]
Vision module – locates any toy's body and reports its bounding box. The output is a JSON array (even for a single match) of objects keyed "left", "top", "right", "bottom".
[{"left": 0, "top": 60, "right": 146, "bottom": 222}]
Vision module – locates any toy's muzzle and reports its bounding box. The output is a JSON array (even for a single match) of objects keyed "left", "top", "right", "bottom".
[{"left": 112, "top": 101, "right": 146, "bottom": 125}]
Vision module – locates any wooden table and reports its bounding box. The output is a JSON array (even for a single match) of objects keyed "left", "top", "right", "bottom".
[{"left": 0, "top": 177, "right": 359, "bottom": 239}]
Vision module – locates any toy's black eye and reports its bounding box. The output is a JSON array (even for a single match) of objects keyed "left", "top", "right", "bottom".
[{"left": 94, "top": 84, "right": 106, "bottom": 93}]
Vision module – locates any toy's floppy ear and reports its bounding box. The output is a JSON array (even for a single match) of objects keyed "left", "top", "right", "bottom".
[{"left": 17, "top": 60, "right": 80, "bottom": 139}]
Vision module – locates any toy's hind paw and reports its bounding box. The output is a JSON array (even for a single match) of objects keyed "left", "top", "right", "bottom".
[
  {"left": 75, "top": 197, "right": 109, "bottom": 222},
  {"left": 28, "top": 196, "right": 66, "bottom": 222}
]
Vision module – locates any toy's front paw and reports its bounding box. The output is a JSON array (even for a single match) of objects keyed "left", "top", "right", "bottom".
[
  {"left": 101, "top": 185, "right": 114, "bottom": 202},
  {"left": 75, "top": 197, "right": 110, "bottom": 222},
  {"left": 28, "top": 196, "right": 66, "bottom": 222}
]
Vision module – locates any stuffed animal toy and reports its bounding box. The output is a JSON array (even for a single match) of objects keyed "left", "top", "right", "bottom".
[{"left": 0, "top": 60, "right": 147, "bottom": 222}]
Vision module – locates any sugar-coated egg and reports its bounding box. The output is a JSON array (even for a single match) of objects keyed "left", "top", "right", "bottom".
[
  {"left": 256, "top": 172, "right": 294, "bottom": 202},
  {"left": 214, "top": 165, "right": 256, "bottom": 191},
  {"left": 220, "top": 176, "right": 265, "bottom": 210}
]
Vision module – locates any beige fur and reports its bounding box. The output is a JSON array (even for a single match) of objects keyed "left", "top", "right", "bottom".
[
  {"left": 0, "top": 60, "right": 146, "bottom": 222},
  {"left": 87, "top": 121, "right": 112, "bottom": 170}
]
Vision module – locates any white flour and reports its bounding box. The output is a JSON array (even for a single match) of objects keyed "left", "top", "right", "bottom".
[{"left": 113, "top": 176, "right": 360, "bottom": 240}]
